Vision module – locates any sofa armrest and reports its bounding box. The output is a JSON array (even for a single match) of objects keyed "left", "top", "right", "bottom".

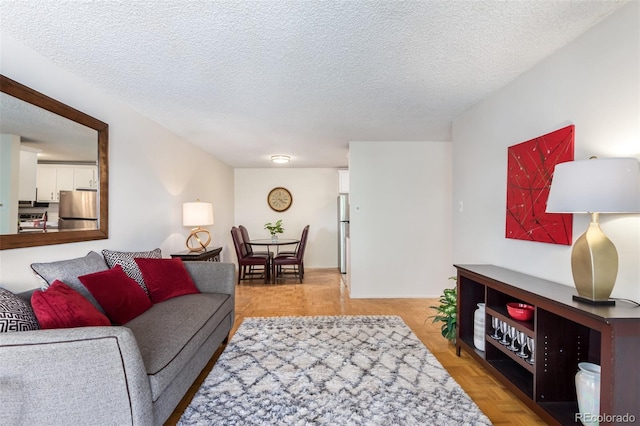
[
  {"left": 184, "top": 261, "right": 235, "bottom": 296},
  {"left": 184, "top": 262, "right": 236, "bottom": 332},
  {"left": 0, "top": 326, "right": 153, "bottom": 426}
]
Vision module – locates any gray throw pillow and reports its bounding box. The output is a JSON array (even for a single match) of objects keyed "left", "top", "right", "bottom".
[
  {"left": 0, "top": 287, "right": 40, "bottom": 332},
  {"left": 102, "top": 248, "right": 162, "bottom": 295},
  {"left": 30, "top": 251, "right": 108, "bottom": 313}
]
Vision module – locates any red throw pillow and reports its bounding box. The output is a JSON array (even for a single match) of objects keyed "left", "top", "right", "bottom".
[
  {"left": 31, "top": 280, "right": 111, "bottom": 329},
  {"left": 134, "top": 258, "right": 200, "bottom": 303},
  {"left": 79, "top": 265, "right": 153, "bottom": 324}
]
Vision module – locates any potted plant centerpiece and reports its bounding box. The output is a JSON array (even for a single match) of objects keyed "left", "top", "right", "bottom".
[
  {"left": 429, "top": 277, "right": 457, "bottom": 344},
  {"left": 264, "top": 219, "right": 284, "bottom": 242}
]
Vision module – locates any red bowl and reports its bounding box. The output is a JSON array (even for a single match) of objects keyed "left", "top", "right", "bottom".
[{"left": 506, "top": 302, "right": 534, "bottom": 321}]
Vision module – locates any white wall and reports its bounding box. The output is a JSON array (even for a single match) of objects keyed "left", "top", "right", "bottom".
[
  {"left": 234, "top": 168, "right": 338, "bottom": 268},
  {"left": 349, "top": 141, "right": 452, "bottom": 298},
  {"left": 452, "top": 2, "right": 640, "bottom": 300},
  {"left": 0, "top": 35, "right": 236, "bottom": 293},
  {"left": 0, "top": 135, "right": 20, "bottom": 234}
]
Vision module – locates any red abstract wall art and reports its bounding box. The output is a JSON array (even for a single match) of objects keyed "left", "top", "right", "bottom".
[{"left": 505, "top": 125, "right": 574, "bottom": 245}]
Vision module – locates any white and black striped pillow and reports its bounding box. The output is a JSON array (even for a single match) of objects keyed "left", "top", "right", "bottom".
[
  {"left": 102, "top": 248, "right": 162, "bottom": 295},
  {"left": 0, "top": 288, "right": 40, "bottom": 332}
]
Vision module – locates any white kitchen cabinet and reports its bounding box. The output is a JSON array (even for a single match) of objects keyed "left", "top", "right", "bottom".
[
  {"left": 74, "top": 166, "right": 98, "bottom": 189},
  {"left": 57, "top": 167, "right": 74, "bottom": 193},
  {"left": 36, "top": 166, "right": 56, "bottom": 201},
  {"left": 338, "top": 169, "right": 349, "bottom": 193},
  {"left": 36, "top": 165, "right": 74, "bottom": 202},
  {"left": 19, "top": 149, "right": 38, "bottom": 201}
]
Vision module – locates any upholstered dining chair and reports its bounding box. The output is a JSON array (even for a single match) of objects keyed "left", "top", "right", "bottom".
[
  {"left": 271, "top": 225, "right": 309, "bottom": 283},
  {"left": 230, "top": 226, "right": 270, "bottom": 284},
  {"left": 238, "top": 225, "right": 272, "bottom": 258},
  {"left": 276, "top": 225, "right": 309, "bottom": 257}
]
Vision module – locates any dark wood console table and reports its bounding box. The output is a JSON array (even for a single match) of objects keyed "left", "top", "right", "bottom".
[
  {"left": 455, "top": 264, "right": 640, "bottom": 426},
  {"left": 170, "top": 246, "right": 222, "bottom": 262}
]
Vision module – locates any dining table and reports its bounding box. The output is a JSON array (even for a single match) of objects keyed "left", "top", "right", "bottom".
[{"left": 247, "top": 238, "right": 300, "bottom": 282}]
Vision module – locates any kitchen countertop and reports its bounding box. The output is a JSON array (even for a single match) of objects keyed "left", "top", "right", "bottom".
[{"left": 19, "top": 220, "right": 58, "bottom": 231}]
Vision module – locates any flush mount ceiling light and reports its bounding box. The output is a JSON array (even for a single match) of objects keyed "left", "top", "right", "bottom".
[{"left": 271, "top": 155, "right": 290, "bottom": 164}]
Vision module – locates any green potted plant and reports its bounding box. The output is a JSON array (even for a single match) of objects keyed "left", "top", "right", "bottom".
[
  {"left": 264, "top": 219, "right": 284, "bottom": 242},
  {"left": 429, "top": 277, "right": 457, "bottom": 343}
]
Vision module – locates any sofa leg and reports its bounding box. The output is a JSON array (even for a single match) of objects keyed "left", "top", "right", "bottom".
[{"left": 223, "top": 334, "right": 230, "bottom": 344}]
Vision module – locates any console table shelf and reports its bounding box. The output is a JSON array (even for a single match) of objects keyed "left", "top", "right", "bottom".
[
  {"left": 485, "top": 306, "right": 535, "bottom": 336},
  {"left": 485, "top": 335, "right": 535, "bottom": 373},
  {"left": 455, "top": 264, "right": 640, "bottom": 426}
]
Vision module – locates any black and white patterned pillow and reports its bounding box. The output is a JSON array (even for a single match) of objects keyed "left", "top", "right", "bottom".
[
  {"left": 0, "top": 288, "right": 40, "bottom": 332},
  {"left": 102, "top": 248, "right": 162, "bottom": 295}
]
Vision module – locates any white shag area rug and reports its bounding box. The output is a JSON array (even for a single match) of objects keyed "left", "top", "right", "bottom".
[{"left": 179, "top": 315, "right": 492, "bottom": 425}]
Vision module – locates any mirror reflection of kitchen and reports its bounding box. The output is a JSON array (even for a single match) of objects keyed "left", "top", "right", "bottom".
[{"left": 0, "top": 91, "right": 99, "bottom": 234}]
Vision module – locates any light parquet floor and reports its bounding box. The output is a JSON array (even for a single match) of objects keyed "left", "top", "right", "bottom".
[{"left": 166, "top": 268, "right": 546, "bottom": 425}]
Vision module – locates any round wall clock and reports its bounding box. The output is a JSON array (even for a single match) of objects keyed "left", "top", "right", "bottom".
[{"left": 267, "top": 187, "right": 293, "bottom": 212}]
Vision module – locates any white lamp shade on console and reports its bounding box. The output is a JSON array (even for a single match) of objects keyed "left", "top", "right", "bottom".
[
  {"left": 546, "top": 158, "right": 640, "bottom": 305},
  {"left": 183, "top": 201, "right": 214, "bottom": 252},
  {"left": 547, "top": 158, "right": 640, "bottom": 213}
]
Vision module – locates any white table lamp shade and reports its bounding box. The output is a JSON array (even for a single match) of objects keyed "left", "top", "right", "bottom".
[
  {"left": 547, "top": 158, "right": 640, "bottom": 214},
  {"left": 183, "top": 202, "right": 214, "bottom": 227}
]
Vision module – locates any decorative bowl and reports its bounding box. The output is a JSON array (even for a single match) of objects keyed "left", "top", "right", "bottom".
[{"left": 506, "top": 302, "right": 534, "bottom": 321}]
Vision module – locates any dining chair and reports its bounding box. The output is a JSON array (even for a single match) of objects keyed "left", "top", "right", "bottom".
[
  {"left": 230, "top": 226, "right": 270, "bottom": 284},
  {"left": 276, "top": 224, "right": 309, "bottom": 257},
  {"left": 238, "top": 225, "right": 272, "bottom": 258},
  {"left": 271, "top": 225, "right": 309, "bottom": 283}
]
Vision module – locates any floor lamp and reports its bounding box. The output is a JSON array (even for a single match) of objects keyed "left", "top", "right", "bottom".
[{"left": 546, "top": 158, "right": 640, "bottom": 305}]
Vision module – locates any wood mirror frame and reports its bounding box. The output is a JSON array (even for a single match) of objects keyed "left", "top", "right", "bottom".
[{"left": 0, "top": 75, "right": 108, "bottom": 250}]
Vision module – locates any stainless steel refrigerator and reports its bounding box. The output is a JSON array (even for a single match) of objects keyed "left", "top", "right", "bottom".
[
  {"left": 338, "top": 194, "right": 349, "bottom": 274},
  {"left": 58, "top": 190, "right": 98, "bottom": 230}
]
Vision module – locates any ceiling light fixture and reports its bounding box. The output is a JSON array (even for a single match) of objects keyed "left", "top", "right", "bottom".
[{"left": 271, "top": 155, "right": 290, "bottom": 164}]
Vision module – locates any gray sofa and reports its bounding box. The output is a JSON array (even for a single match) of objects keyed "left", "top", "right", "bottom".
[{"left": 0, "top": 261, "right": 235, "bottom": 426}]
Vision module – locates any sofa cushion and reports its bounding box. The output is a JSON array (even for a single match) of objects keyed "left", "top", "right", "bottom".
[
  {"left": 124, "top": 293, "right": 232, "bottom": 400},
  {"left": 102, "top": 248, "right": 162, "bottom": 295},
  {"left": 0, "top": 288, "right": 40, "bottom": 332},
  {"left": 79, "top": 265, "right": 153, "bottom": 325},
  {"left": 134, "top": 258, "right": 199, "bottom": 303},
  {"left": 31, "top": 251, "right": 108, "bottom": 314},
  {"left": 31, "top": 280, "right": 111, "bottom": 329}
]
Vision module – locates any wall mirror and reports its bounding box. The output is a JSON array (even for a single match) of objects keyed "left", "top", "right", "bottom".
[{"left": 0, "top": 75, "right": 108, "bottom": 249}]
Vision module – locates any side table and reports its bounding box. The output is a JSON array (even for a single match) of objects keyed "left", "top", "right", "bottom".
[{"left": 170, "top": 246, "right": 222, "bottom": 262}]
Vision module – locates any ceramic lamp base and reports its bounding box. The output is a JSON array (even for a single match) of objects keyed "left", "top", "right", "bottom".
[
  {"left": 572, "top": 295, "right": 615, "bottom": 306},
  {"left": 571, "top": 213, "right": 618, "bottom": 303}
]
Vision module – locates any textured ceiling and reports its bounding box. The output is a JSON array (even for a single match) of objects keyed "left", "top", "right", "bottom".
[
  {"left": 0, "top": 1, "right": 627, "bottom": 168},
  {"left": 0, "top": 93, "right": 98, "bottom": 162}
]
